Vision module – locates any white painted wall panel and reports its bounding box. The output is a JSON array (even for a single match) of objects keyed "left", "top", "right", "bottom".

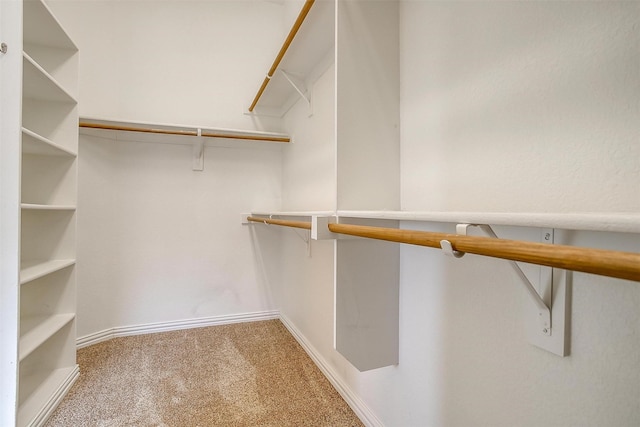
[
  {"left": 392, "top": 2, "right": 640, "bottom": 426},
  {"left": 48, "top": 0, "right": 285, "bottom": 131},
  {"left": 282, "top": 63, "right": 336, "bottom": 211},
  {"left": 76, "top": 134, "right": 282, "bottom": 337},
  {"left": 336, "top": 0, "right": 400, "bottom": 210},
  {"left": 400, "top": 1, "right": 640, "bottom": 213}
]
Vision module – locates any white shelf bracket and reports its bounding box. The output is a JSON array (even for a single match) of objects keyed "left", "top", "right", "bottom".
[
  {"left": 456, "top": 223, "right": 552, "bottom": 336},
  {"left": 279, "top": 69, "right": 312, "bottom": 115},
  {"left": 292, "top": 229, "right": 311, "bottom": 257},
  {"left": 192, "top": 129, "right": 204, "bottom": 171}
]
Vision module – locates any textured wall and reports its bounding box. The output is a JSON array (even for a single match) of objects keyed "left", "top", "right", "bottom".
[
  {"left": 392, "top": 1, "right": 640, "bottom": 425},
  {"left": 401, "top": 1, "right": 640, "bottom": 213}
]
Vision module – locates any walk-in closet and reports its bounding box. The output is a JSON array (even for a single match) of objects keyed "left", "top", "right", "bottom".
[{"left": 1, "top": 0, "right": 639, "bottom": 426}]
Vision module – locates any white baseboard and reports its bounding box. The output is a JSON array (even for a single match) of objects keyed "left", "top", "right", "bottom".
[
  {"left": 33, "top": 365, "right": 80, "bottom": 427},
  {"left": 279, "top": 314, "right": 384, "bottom": 427},
  {"left": 76, "top": 310, "right": 280, "bottom": 349}
]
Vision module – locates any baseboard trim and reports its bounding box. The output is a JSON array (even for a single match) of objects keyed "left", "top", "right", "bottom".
[
  {"left": 76, "top": 310, "right": 280, "bottom": 349},
  {"left": 279, "top": 314, "right": 384, "bottom": 427},
  {"left": 32, "top": 365, "right": 80, "bottom": 427}
]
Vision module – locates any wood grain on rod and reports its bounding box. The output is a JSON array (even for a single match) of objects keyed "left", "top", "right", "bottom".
[
  {"left": 248, "top": 77, "right": 271, "bottom": 113},
  {"left": 247, "top": 216, "right": 311, "bottom": 230},
  {"left": 79, "top": 122, "right": 197, "bottom": 136},
  {"left": 328, "top": 223, "right": 640, "bottom": 282},
  {"left": 248, "top": 0, "right": 315, "bottom": 112},
  {"left": 79, "top": 122, "right": 290, "bottom": 143},
  {"left": 200, "top": 131, "right": 289, "bottom": 143}
]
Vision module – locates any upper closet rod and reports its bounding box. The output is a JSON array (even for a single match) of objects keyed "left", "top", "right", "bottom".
[
  {"left": 79, "top": 122, "right": 290, "bottom": 143},
  {"left": 247, "top": 216, "right": 311, "bottom": 230},
  {"left": 328, "top": 223, "right": 640, "bottom": 282},
  {"left": 248, "top": 0, "right": 315, "bottom": 112}
]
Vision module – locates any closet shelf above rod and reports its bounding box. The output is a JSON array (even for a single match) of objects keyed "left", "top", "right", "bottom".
[
  {"left": 336, "top": 210, "right": 640, "bottom": 234},
  {"left": 248, "top": 0, "right": 315, "bottom": 112},
  {"left": 79, "top": 118, "right": 290, "bottom": 143}
]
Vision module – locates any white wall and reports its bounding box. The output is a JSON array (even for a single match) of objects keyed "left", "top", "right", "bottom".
[
  {"left": 401, "top": 1, "right": 640, "bottom": 213},
  {"left": 391, "top": 1, "right": 640, "bottom": 426},
  {"left": 277, "top": 60, "right": 337, "bottom": 343},
  {"left": 43, "top": 1, "right": 640, "bottom": 426},
  {"left": 46, "top": 1, "right": 289, "bottom": 337},
  {"left": 0, "top": 1, "right": 22, "bottom": 424},
  {"left": 49, "top": 0, "right": 286, "bottom": 131},
  {"left": 276, "top": 2, "right": 640, "bottom": 427},
  {"left": 281, "top": 63, "right": 336, "bottom": 210},
  {"left": 76, "top": 134, "right": 283, "bottom": 337}
]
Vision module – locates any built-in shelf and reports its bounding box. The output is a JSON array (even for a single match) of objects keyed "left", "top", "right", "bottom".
[
  {"left": 16, "top": 1, "right": 79, "bottom": 425},
  {"left": 21, "top": 204, "right": 76, "bottom": 211},
  {"left": 247, "top": 210, "right": 640, "bottom": 234},
  {"left": 336, "top": 211, "right": 640, "bottom": 234},
  {"left": 22, "top": 53, "right": 77, "bottom": 104},
  {"left": 249, "top": 211, "right": 334, "bottom": 217},
  {"left": 17, "top": 365, "right": 79, "bottom": 427},
  {"left": 20, "top": 259, "right": 76, "bottom": 285},
  {"left": 79, "top": 117, "right": 291, "bottom": 145},
  {"left": 19, "top": 313, "right": 75, "bottom": 362},
  {"left": 249, "top": 0, "right": 335, "bottom": 116},
  {"left": 22, "top": 127, "right": 77, "bottom": 157}
]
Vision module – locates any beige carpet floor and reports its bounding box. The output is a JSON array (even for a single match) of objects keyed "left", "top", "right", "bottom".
[{"left": 45, "top": 320, "right": 363, "bottom": 427}]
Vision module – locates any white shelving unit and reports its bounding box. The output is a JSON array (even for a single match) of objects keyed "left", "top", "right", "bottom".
[
  {"left": 247, "top": 1, "right": 402, "bottom": 372},
  {"left": 17, "top": 1, "right": 80, "bottom": 425}
]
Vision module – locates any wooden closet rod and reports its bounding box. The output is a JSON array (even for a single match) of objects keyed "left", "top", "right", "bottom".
[
  {"left": 247, "top": 216, "right": 312, "bottom": 230},
  {"left": 79, "top": 122, "right": 290, "bottom": 143},
  {"left": 248, "top": 0, "right": 315, "bottom": 112},
  {"left": 328, "top": 223, "right": 640, "bottom": 282}
]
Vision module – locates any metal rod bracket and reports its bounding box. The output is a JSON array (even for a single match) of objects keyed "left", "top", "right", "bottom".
[
  {"left": 440, "top": 240, "right": 465, "bottom": 258},
  {"left": 279, "top": 69, "right": 312, "bottom": 116},
  {"left": 192, "top": 129, "right": 204, "bottom": 171},
  {"left": 457, "top": 223, "right": 552, "bottom": 335}
]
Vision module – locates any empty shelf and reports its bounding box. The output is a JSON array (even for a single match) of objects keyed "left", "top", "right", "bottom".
[
  {"left": 19, "top": 314, "right": 75, "bottom": 362},
  {"left": 20, "top": 259, "right": 75, "bottom": 285},
  {"left": 22, "top": 127, "right": 77, "bottom": 157}
]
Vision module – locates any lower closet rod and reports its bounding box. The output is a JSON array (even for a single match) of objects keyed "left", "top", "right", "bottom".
[
  {"left": 247, "top": 216, "right": 312, "bottom": 230},
  {"left": 327, "top": 223, "right": 640, "bottom": 282}
]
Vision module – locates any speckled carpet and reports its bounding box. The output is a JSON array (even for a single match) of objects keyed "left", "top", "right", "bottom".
[{"left": 45, "top": 320, "right": 363, "bottom": 426}]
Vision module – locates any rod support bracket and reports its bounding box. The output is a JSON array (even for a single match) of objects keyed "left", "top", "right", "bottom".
[
  {"left": 457, "top": 223, "right": 552, "bottom": 335},
  {"left": 440, "top": 240, "right": 465, "bottom": 258},
  {"left": 192, "top": 129, "right": 204, "bottom": 171}
]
